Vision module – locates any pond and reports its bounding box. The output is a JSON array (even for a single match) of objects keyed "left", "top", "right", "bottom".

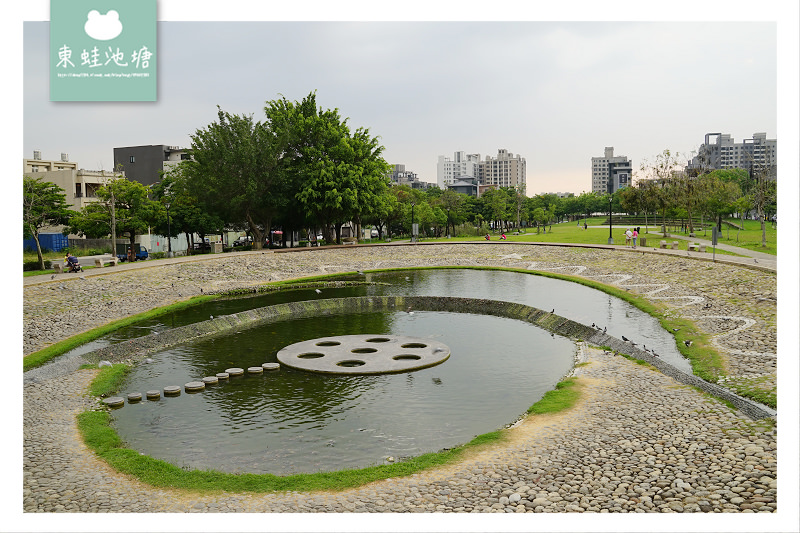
[{"left": 85, "top": 268, "right": 688, "bottom": 475}]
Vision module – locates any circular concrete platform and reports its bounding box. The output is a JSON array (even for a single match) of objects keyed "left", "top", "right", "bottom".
[{"left": 277, "top": 334, "right": 450, "bottom": 375}]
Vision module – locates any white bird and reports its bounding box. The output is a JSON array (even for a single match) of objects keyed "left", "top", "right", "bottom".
[
  {"left": 210, "top": 315, "right": 214, "bottom": 319},
  {"left": 315, "top": 289, "right": 322, "bottom": 294}
]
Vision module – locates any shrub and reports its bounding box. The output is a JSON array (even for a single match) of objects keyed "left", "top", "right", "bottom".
[{"left": 23, "top": 260, "right": 52, "bottom": 271}]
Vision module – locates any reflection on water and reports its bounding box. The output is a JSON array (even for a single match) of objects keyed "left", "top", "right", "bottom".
[
  {"left": 72, "top": 269, "right": 688, "bottom": 372},
  {"left": 113, "top": 311, "right": 574, "bottom": 474}
]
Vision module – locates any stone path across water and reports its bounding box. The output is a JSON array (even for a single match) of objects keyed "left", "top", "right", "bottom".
[{"left": 20, "top": 243, "right": 785, "bottom": 526}]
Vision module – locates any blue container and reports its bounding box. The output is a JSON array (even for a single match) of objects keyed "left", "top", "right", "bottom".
[{"left": 23, "top": 233, "right": 70, "bottom": 252}]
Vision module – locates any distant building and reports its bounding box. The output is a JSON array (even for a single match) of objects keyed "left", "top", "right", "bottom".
[
  {"left": 438, "top": 149, "right": 526, "bottom": 192},
  {"left": 478, "top": 149, "right": 526, "bottom": 190},
  {"left": 23, "top": 151, "right": 123, "bottom": 212},
  {"left": 113, "top": 145, "right": 191, "bottom": 186},
  {"left": 437, "top": 151, "right": 480, "bottom": 188},
  {"left": 592, "top": 147, "right": 631, "bottom": 194},
  {"left": 388, "top": 164, "right": 435, "bottom": 190},
  {"left": 687, "top": 132, "right": 776, "bottom": 179},
  {"left": 447, "top": 177, "right": 479, "bottom": 197}
]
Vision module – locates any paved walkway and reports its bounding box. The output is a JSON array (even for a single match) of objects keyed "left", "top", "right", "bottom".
[
  {"left": 18, "top": 243, "right": 787, "bottom": 528},
  {"left": 25, "top": 236, "right": 775, "bottom": 289}
]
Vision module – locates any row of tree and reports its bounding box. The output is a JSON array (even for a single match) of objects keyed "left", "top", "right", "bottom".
[{"left": 23, "top": 95, "right": 777, "bottom": 270}]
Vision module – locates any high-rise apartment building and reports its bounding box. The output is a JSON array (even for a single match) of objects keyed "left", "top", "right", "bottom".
[
  {"left": 437, "top": 151, "right": 480, "bottom": 188},
  {"left": 437, "top": 149, "right": 526, "bottom": 194},
  {"left": 592, "top": 147, "right": 632, "bottom": 193},
  {"left": 478, "top": 149, "right": 526, "bottom": 190},
  {"left": 687, "top": 132, "right": 776, "bottom": 179}
]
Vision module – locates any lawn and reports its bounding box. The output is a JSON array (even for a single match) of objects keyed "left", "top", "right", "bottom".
[{"left": 419, "top": 217, "right": 770, "bottom": 256}]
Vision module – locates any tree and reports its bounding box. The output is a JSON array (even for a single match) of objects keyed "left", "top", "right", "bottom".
[
  {"left": 731, "top": 195, "right": 752, "bottom": 242},
  {"left": 639, "top": 149, "right": 683, "bottom": 237},
  {"left": 439, "top": 188, "right": 465, "bottom": 237},
  {"left": 151, "top": 164, "right": 225, "bottom": 253},
  {"left": 188, "top": 106, "right": 284, "bottom": 249},
  {"left": 697, "top": 172, "right": 741, "bottom": 235},
  {"left": 742, "top": 158, "right": 777, "bottom": 248},
  {"left": 23, "top": 177, "right": 73, "bottom": 270},
  {"left": 265, "top": 92, "right": 391, "bottom": 244},
  {"left": 67, "top": 177, "right": 161, "bottom": 250}
]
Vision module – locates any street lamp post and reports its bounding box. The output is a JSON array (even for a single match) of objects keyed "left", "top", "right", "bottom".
[
  {"left": 607, "top": 196, "right": 614, "bottom": 245},
  {"left": 165, "top": 202, "right": 173, "bottom": 258},
  {"left": 446, "top": 206, "right": 451, "bottom": 238}
]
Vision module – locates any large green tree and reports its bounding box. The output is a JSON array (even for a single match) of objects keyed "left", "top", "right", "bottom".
[
  {"left": 265, "top": 92, "right": 391, "bottom": 244},
  {"left": 187, "top": 106, "right": 284, "bottom": 249},
  {"left": 151, "top": 165, "right": 225, "bottom": 252},
  {"left": 67, "top": 177, "right": 161, "bottom": 250},
  {"left": 23, "top": 176, "right": 73, "bottom": 270}
]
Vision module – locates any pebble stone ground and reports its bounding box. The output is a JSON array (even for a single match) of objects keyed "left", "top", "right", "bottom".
[{"left": 21, "top": 243, "right": 782, "bottom": 521}]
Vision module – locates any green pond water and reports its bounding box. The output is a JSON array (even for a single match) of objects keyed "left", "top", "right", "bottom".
[{"left": 87, "top": 269, "right": 686, "bottom": 475}]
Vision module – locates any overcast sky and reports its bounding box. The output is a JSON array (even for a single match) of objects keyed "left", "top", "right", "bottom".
[{"left": 20, "top": 12, "right": 785, "bottom": 195}]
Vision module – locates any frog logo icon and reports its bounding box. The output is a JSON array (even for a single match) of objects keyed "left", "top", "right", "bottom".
[{"left": 84, "top": 10, "right": 123, "bottom": 41}]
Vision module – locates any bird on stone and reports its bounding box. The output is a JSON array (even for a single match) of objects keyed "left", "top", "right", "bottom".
[
  {"left": 754, "top": 259, "right": 758, "bottom": 263},
  {"left": 622, "top": 336, "right": 630, "bottom": 342},
  {"left": 591, "top": 322, "right": 596, "bottom": 328},
  {"left": 603, "top": 327, "right": 607, "bottom": 334},
  {"left": 51, "top": 275, "right": 56, "bottom": 280},
  {"left": 315, "top": 288, "right": 322, "bottom": 294},
  {"left": 210, "top": 315, "right": 214, "bottom": 319},
  {"left": 550, "top": 309, "right": 555, "bottom": 314}
]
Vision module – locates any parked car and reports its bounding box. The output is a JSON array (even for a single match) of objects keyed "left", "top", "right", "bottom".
[{"left": 233, "top": 236, "right": 253, "bottom": 246}]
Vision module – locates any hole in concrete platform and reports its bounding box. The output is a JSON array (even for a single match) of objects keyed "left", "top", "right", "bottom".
[
  {"left": 365, "top": 337, "right": 391, "bottom": 343},
  {"left": 351, "top": 347, "right": 378, "bottom": 354},
  {"left": 298, "top": 352, "right": 325, "bottom": 359},
  {"left": 315, "top": 341, "right": 341, "bottom": 346},
  {"left": 401, "top": 343, "right": 427, "bottom": 349},
  {"left": 393, "top": 354, "right": 421, "bottom": 361},
  {"left": 336, "top": 360, "right": 366, "bottom": 367}
]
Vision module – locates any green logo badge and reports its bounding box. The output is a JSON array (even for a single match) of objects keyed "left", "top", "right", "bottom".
[{"left": 50, "top": 0, "right": 157, "bottom": 101}]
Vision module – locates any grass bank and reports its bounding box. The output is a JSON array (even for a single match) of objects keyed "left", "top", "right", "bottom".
[{"left": 23, "top": 295, "right": 217, "bottom": 371}]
